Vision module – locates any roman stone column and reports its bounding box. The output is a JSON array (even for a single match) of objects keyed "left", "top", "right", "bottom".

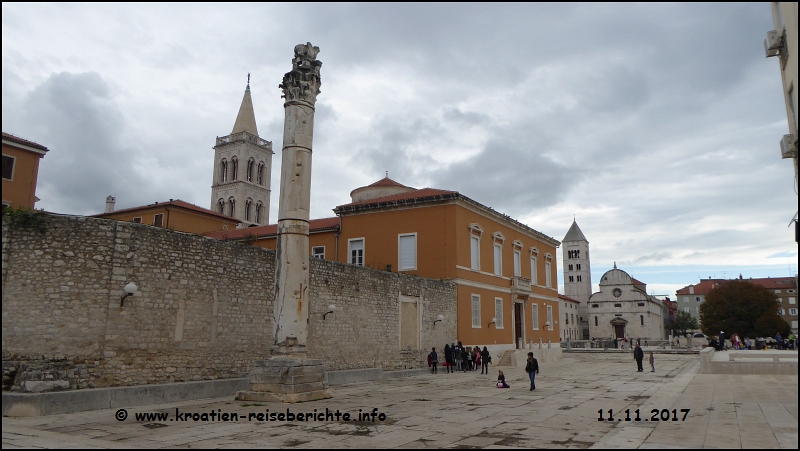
[
  {"left": 237, "top": 43, "right": 331, "bottom": 403},
  {"left": 271, "top": 42, "right": 322, "bottom": 352}
]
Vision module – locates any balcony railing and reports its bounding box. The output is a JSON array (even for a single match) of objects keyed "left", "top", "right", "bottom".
[{"left": 511, "top": 276, "right": 532, "bottom": 293}]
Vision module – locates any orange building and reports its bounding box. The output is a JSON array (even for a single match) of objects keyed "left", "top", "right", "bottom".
[
  {"left": 2, "top": 132, "right": 50, "bottom": 211},
  {"left": 95, "top": 199, "right": 241, "bottom": 234},
  {"left": 207, "top": 177, "right": 562, "bottom": 353}
]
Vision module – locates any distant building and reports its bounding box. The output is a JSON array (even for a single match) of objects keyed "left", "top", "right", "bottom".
[
  {"left": 676, "top": 275, "right": 797, "bottom": 333},
  {"left": 558, "top": 294, "right": 580, "bottom": 341},
  {"left": 95, "top": 198, "right": 240, "bottom": 234},
  {"left": 2, "top": 132, "right": 50, "bottom": 211},
  {"left": 561, "top": 220, "right": 592, "bottom": 339},
  {"left": 207, "top": 175, "right": 564, "bottom": 353},
  {"left": 210, "top": 82, "right": 273, "bottom": 226},
  {"left": 588, "top": 264, "right": 666, "bottom": 340}
]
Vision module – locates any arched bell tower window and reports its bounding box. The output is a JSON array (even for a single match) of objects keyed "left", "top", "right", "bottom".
[
  {"left": 255, "top": 202, "right": 263, "bottom": 224},
  {"left": 220, "top": 160, "right": 228, "bottom": 183},
  {"left": 228, "top": 197, "right": 236, "bottom": 217},
  {"left": 245, "top": 198, "right": 253, "bottom": 222},
  {"left": 231, "top": 157, "right": 239, "bottom": 181},
  {"left": 217, "top": 199, "right": 225, "bottom": 214},
  {"left": 257, "top": 162, "right": 265, "bottom": 185},
  {"left": 247, "top": 158, "right": 255, "bottom": 182}
]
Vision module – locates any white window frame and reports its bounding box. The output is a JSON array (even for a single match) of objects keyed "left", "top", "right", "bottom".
[
  {"left": 495, "top": 297, "right": 504, "bottom": 329},
  {"left": 513, "top": 250, "right": 521, "bottom": 277},
  {"left": 684, "top": 307, "right": 690, "bottom": 313},
  {"left": 545, "top": 261, "right": 552, "bottom": 288},
  {"left": 532, "top": 303, "right": 539, "bottom": 330},
  {"left": 471, "top": 294, "right": 481, "bottom": 328},
  {"left": 398, "top": 233, "right": 417, "bottom": 271},
  {"left": 790, "top": 308, "right": 798, "bottom": 316},
  {"left": 311, "top": 246, "right": 325, "bottom": 259},
  {"left": 546, "top": 305, "right": 553, "bottom": 330},
  {"left": 131, "top": 217, "right": 142, "bottom": 223},
  {"left": 470, "top": 235, "right": 480, "bottom": 270},
  {"left": 789, "top": 297, "right": 796, "bottom": 305},
  {"left": 530, "top": 256, "right": 538, "bottom": 285},
  {"left": 493, "top": 243, "right": 502, "bottom": 276},
  {"left": 153, "top": 213, "right": 164, "bottom": 227},
  {"left": 2, "top": 154, "right": 15, "bottom": 181},
  {"left": 348, "top": 238, "right": 365, "bottom": 266}
]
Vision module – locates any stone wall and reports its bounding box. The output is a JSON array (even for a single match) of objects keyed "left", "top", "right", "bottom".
[{"left": 2, "top": 215, "right": 456, "bottom": 390}]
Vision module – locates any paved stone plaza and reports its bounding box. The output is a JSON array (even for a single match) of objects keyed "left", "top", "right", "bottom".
[{"left": 2, "top": 353, "right": 797, "bottom": 449}]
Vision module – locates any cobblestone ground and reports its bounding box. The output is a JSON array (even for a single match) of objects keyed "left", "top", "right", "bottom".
[{"left": 2, "top": 353, "right": 797, "bottom": 449}]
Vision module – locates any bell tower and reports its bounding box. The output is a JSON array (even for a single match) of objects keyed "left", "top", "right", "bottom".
[
  {"left": 210, "top": 78, "right": 273, "bottom": 226},
  {"left": 562, "top": 219, "right": 592, "bottom": 339}
]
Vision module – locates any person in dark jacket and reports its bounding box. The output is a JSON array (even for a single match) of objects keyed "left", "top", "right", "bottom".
[
  {"left": 461, "top": 346, "right": 469, "bottom": 373},
  {"left": 429, "top": 347, "right": 438, "bottom": 374},
  {"left": 497, "top": 370, "right": 510, "bottom": 388},
  {"left": 480, "top": 346, "right": 490, "bottom": 374},
  {"left": 633, "top": 344, "right": 644, "bottom": 372},
  {"left": 444, "top": 344, "right": 453, "bottom": 373},
  {"left": 525, "top": 352, "right": 539, "bottom": 390}
]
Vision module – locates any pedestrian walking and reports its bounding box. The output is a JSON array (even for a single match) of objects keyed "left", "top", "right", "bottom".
[
  {"left": 444, "top": 344, "right": 453, "bottom": 374},
  {"left": 461, "top": 346, "right": 469, "bottom": 373},
  {"left": 649, "top": 352, "right": 655, "bottom": 372},
  {"left": 634, "top": 344, "right": 644, "bottom": 372},
  {"left": 718, "top": 331, "right": 726, "bottom": 351},
  {"left": 428, "top": 347, "right": 438, "bottom": 374},
  {"left": 525, "top": 351, "right": 539, "bottom": 391},
  {"left": 480, "top": 346, "right": 490, "bottom": 374}
]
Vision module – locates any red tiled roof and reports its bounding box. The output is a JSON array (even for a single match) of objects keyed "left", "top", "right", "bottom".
[
  {"left": 559, "top": 294, "right": 580, "bottom": 304},
  {"left": 676, "top": 277, "right": 796, "bottom": 295},
  {"left": 335, "top": 188, "right": 458, "bottom": 210},
  {"left": 2, "top": 132, "right": 49, "bottom": 152},
  {"left": 94, "top": 199, "right": 240, "bottom": 223},
  {"left": 366, "top": 177, "right": 411, "bottom": 188},
  {"left": 204, "top": 217, "right": 340, "bottom": 240}
]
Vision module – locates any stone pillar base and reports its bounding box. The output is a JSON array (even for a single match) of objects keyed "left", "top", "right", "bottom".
[{"left": 236, "top": 358, "right": 332, "bottom": 404}]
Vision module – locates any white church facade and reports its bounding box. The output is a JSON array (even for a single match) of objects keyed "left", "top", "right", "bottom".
[{"left": 587, "top": 265, "right": 666, "bottom": 340}]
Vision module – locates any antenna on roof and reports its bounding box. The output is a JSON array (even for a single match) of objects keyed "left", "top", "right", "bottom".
[
  {"left": 385, "top": 171, "right": 388, "bottom": 178},
  {"left": 247, "top": 72, "right": 250, "bottom": 85}
]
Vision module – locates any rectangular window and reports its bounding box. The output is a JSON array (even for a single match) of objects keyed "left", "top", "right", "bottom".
[
  {"left": 684, "top": 307, "right": 690, "bottom": 313},
  {"left": 349, "top": 238, "right": 364, "bottom": 266},
  {"left": 545, "top": 262, "right": 552, "bottom": 288},
  {"left": 793, "top": 320, "right": 799, "bottom": 329},
  {"left": 471, "top": 295, "right": 481, "bottom": 328},
  {"left": 2, "top": 155, "right": 15, "bottom": 180},
  {"left": 779, "top": 309, "right": 785, "bottom": 316},
  {"left": 513, "top": 251, "right": 521, "bottom": 277},
  {"left": 638, "top": 302, "right": 645, "bottom": 307},
  {"left": 153, "top": 214, "right": 164, "bottom": 227},
  {"left": 640, "top": 315, "right": 644, "bottom": 326},
  {"left": 493, "top": 244, "right": 502, "bottom": 276},
  {"left": 592, "top": 304, "right": 599, "bottom": 308},
  {"left": 546, "top": 305, "right": 553, "bottom": 330},
  {"left": 470, "top": 236, "right": 480, "bottom": 270},
  {"left": 131, "top": 217, "right": 142, "bottom": 223},
  {"left": 530, "top": 257, "right": 538, "bottom": 284},
  {"left": 398, "top": 233, "right": 417, "bottom": 270},
  {"left": 695, "top": 297, "right": 701, "bottom": 302},
  {"left": 565, "top": 312, "right": 568, "bottom": 324},
  {"left": 531, "top": 303, "right": 539, "bottom": 330},
  {"left": 614, "top": 303, "right": 622, "bottom": 308},
  {"left": 312, "top": 246, "right": 325, "bottom": 259},
  {"left": 789, "top": 297, "right": 796, "bottom": 305},
  {"left": 775, "top": 290, "right": 781, "bottom": 294},
  {"left": 789, "top": 308, "right": 797, "bottom": 316},
  {"left": 594, "top": 316, "right": 598, "bottom": 326},
  {"left": 495, "top": 298, "right": 503, "bottom": 328}
]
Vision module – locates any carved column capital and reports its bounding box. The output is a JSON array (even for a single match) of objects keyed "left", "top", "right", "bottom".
[{"left": 279, "top": 42, "right": 322, "bottom": 105}]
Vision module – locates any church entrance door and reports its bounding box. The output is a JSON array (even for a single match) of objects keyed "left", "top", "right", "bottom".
[{"left": 614, "top": 325, "right": 625, "bottom": 339}]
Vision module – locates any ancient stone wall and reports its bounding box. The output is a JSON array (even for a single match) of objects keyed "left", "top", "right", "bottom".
[{"left": 1, "top": 215, "right": 456, "bottom": 390}]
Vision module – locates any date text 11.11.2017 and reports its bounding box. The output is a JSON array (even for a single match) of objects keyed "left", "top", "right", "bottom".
[{"left": 598, "top": 409, "right": 690, "bottom": 422}]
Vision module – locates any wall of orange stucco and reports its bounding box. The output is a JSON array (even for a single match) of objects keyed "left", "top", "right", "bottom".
[{"left": 2, "top": 144, "right": 42, "bottom": 209}]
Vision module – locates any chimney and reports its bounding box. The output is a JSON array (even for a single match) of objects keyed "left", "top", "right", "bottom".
[{"left": 105, "top": 195, "right": 116, "bottom": 213}]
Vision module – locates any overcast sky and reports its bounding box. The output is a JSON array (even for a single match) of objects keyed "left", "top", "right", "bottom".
[{"left": 3, "top": 3, "right": 797, "bottom": 297}]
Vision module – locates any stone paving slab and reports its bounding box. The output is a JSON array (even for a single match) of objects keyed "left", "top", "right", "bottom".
[{"left": 2, "top": 354, "right": 797, "bottom": 449}]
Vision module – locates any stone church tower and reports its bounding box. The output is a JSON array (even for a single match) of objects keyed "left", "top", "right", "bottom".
[
  {"left": 562, "top": 220, "right": 592, "bottom": 339},
  {"left": 210, "top": 81, "right": 273, "bottom": 226}
]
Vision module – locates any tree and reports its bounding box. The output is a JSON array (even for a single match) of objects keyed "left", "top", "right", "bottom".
[
  {"left": 669, "top": 311, "right": 699, "bottom": 337},
  {"left": 699, "top": 280, "right": 789, "bottom": 339}
]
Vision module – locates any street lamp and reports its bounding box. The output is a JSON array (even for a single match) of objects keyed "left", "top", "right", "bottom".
[
  {"left": 323, "top": 304, "right": 336, "bottom": 320},
  {"left": 121, "top": 282, "right": 138, "bottom": 306}
]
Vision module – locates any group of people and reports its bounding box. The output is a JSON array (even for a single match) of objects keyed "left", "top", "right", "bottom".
[
  {"left": 427, "top": 344, "right": 541, "bottom": 391},
  {"left": 632, "top": 344, "right": 656, "bottom": 372},
  {"left": 708, "top": 332, "right": 797, "bottom": 351},
  {"left": 428, "top": 342, "right": 492, "bottom": 374}
]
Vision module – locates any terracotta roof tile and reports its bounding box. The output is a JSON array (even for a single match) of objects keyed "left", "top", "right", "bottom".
[
  {"left": 204, "top": 217, "right": 340, "bottom": 240},
  {"left": 94, "top": 199, "right": 240, "bottom": 223},
  {"left": 675, "top": 277, "right": 796, "bottom": 295},
  {"left": 335, "top": 188, "right": 458, "bottom": 210},
  {"left": 366, "top": 177, "right": 412, "bottom": 188},
  {"left": 559, "top": 294, "right": 580, "bottom": 304},
  {"left": 2, "top": 132, "right": 49, "bottom": 152}
]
